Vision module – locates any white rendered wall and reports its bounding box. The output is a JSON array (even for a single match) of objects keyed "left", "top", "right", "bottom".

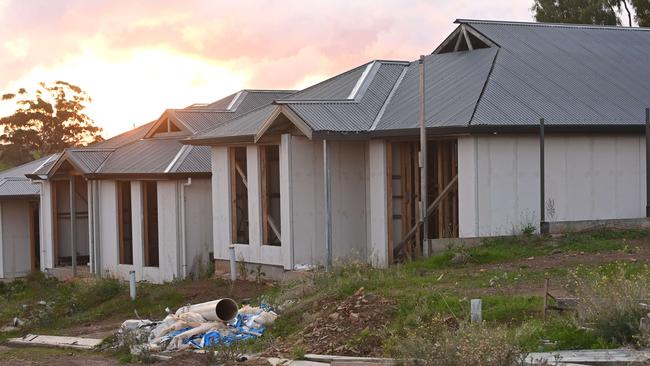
[
  {"left": 211, "top": 145, "right": 285, "bottom": 267},
  {"left": 210, "top": 137, "right": 369, "bottom": 269},
  {"left": 97, "top": 180, "right": 119, "bottom": 276},
  {"left": 184, "top": 178, "right": 213, "bottom": 277},
  {"left": 40, "top": 181, "right": 54, "bottom": 270},
  {"left": 458, "top": 134, "right": 646, "bottom": 237},
  {"left": 0, "top": 200, "right": 32, "bottom": 278},
  {"left": 367, "top": 140, "right": 389, "bottom": 268},
  {"left": 289, "top": 137, "right": 368, "bottom": 266},
  {"left": 211, "top": 146, "right": 232, "bottom": 264},
  {"left": 97, "top": 180, "right": 190, "bottom": 284},
  {"left": 151, "top": 180, "right": 180, "bottom": 282},
  {"left": 130, "top": 181, "right": 145, "bottom": 279}
]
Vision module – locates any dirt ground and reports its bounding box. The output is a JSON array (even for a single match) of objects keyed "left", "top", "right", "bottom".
[{"left": 269, "top": 287, "right": 395, "bottom": 357}]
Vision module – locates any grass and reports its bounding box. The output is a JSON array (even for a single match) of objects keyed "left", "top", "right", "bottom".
[
  {"left": 0, "top": 273, "right": 207, "bottom": 344},
  {"left": 409, "top": 228, "right": 645, "bottom": 270},
  {"left": 0, "top": 228, "right": 648, "bottom": 362},
  {"left": 264, "top": 229, "right": 650, "bottom": 356}
]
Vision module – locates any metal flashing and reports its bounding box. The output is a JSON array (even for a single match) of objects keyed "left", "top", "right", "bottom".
[
  {"left": 347, "top": 61, "right": 377, "bottom": 99},
  {"left": 370, "top": 66, "right": 409, "bottom": 131}
]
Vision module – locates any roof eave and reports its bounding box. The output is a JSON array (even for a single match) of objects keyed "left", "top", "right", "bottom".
[{"left": 86, "top": 172, "right": 212, "bottom": 180}]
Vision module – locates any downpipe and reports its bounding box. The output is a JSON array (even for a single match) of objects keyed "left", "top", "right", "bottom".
[{"left": 180, "top": 178, "right": 192, "bottom": 278}]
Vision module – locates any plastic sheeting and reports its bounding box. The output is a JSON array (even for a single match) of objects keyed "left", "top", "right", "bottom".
[{"left": 119, "top": 302, "right": 278, "bottom": 353}]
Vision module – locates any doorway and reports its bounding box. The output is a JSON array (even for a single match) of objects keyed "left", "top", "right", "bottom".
[{"left": 387, "top": 139, "right": 459, "bottom": 261}]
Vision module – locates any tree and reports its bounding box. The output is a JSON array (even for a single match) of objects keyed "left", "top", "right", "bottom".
[
  {"left": 0, "top": 81, "right": 103, "bottom": 166},
  {"left": 532, "top": 0, "right": 650, "bottom": 26},
  {"left": 532, "top": 0, "right": 620, "bottom": 25},
  {"left": 631, "top": 0, "right": 650, "bottom": 26}
]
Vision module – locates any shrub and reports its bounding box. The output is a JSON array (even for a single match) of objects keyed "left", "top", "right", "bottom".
[
  {"left": 570, "top": 263, "right": 650, "bottom": 346},
  {"left": 392, "top": 319, "right": 524, "bottom": 366}
]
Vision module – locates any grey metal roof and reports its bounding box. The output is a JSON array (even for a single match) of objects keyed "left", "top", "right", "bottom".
[
  {"left": 0, "top": 178, "right": 39, "bottom": 197},
  {"left": 171, "top": 90, "right": 295, "bottom": 133},
  {"left": 35, "top": 89, "right": 295, "bottom": 178},
  {"left": 92, "top": 121, "right": 155, "bottom": 148},
  {"left": 97, "top": 138, "right": 183, "bottom": 174},
  {"left": 0, "top": 156, "right": 54, "bottom": 197},
  {"left": 188, "top": 104, "right": 277, "bottom": 142},
  {"left": 28, "top": 154, "right": 61, "bottom": 177},
  {"left": 286, "top": 61, "right": 409, "bottom": 132},
  {"left": 66, "top": 149, "right": 113, "bottom": 173},
  {"left": 285, "top": 63, "right": 370, "bottom": 101},
  {"left": 376, "top": 48, "right": 497, "bottom": 130},
  {"left": 173, "top": 145, "right": 212, "bottom": 173},
  {"left": 460, "top": 20, "right": 650, "bottom": 126}
]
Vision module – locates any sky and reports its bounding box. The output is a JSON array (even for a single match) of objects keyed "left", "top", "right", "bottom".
[{"left": 0, "top": 0, "right": 534, "bottom": 138}]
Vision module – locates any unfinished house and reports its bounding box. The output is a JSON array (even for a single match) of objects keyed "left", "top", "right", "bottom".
[
  {"left": 28, "top": 90, "right": 294, "bottom": 283},
  {"left": 0, "top": 157, "right": 50, "bottom": 279},
  {"left": 186, "top": 20, "right": 650, "bottom": 270}
]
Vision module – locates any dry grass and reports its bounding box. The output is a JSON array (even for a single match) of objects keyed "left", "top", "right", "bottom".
[{"left": 569, "top": 262, "right": 650, "bottom": 346}]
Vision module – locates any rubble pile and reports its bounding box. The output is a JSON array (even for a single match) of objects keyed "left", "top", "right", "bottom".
[
  {"left": 118, "top": 299, "right": 277, "bottom": 354},
  {"left": 299, "top": 288, "right": 394, "bottom": 356}
]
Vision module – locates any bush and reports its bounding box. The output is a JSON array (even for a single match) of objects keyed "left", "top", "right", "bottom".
[
  {"left": 391, "top": 319, "right": 524, "bottom": 366},
  {"left": 570, "top": 263, "right": 650, "bottom": 346}
]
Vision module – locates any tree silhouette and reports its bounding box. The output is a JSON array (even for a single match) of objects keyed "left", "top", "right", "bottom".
[
  {"left": 0, "top": 81, "right": 103, "bottom": 166},
  {"left": 532, "top": 0, "right": 650, "bottom": 26}
]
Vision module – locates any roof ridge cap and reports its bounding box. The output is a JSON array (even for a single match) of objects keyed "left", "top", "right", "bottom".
[{"left": 457, "top": 18, "right": 650, "bottom": 31}]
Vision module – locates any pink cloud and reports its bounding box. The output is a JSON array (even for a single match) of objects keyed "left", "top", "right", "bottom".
[{"left": 0, "top": 0, "right": 533, "bottom": 136}]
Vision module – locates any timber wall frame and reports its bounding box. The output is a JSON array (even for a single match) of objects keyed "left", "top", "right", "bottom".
[{"left": 387, "top": 138, "right": 459, "bottom": 261}]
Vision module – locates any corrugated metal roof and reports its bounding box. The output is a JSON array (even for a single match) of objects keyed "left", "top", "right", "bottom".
[
  {"left": 171, "top": 90, "right": 295, "bottom": 133},
  {"left": 174, "top": 146, "right": 212, "bottom": 173},
  {"left": 98, "top": 139, "right": 183, "bottom": 174},
  {"left": 285, "top": 63, "right": 371, "bottom": 101},
  {"left": 376, "top": 48, "right": 497, "bottom": 130},
  {"left": 190, "top": 104, "right": 277, "bottom": 141},
  {"left": 0, "top": 178, "right": 39, "bottom": 197},
  {"left": 0, "top": 156, "right": 54, "bottom": 196},
  {"left": 206, "top": 92, "right": 237, "bottom": 110},
  {"left": 41, "top": 89, "right": 294, "bottom": 177},
  {"left": 66, "top": 149, "right": 113, "bottom": 173},
  {"left": 286, "top": 62, "right": 409, "bottom": 132},
  {"left": 0, "top": 155, "right": 53, "bottom": 179},
  {"left": 28, "top": 154, "right": 61, "bottom": 177},
  {"left": 460, "top": 20, "right": 650, "bottom": 126},
  {"left": 92, "top": 121, "right": 155, "bottom": 148}
]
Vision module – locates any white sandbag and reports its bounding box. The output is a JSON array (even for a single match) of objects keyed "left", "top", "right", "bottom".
[{"left": 254, "top": 311, "right": 278, "bottom": 326}]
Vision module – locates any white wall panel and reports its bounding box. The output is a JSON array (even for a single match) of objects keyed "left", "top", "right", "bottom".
[{"left": 458, "top": 134, "right": 646, "bottom": 237}]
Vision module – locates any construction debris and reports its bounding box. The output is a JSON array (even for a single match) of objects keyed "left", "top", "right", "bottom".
[
  {"left": 303, "top": 354, "right": 395, "bottom": 365},
  {"left": 118, "top": 298, "right": 277, "bottom": 354},
  {"left": 8, "top": 334, "right": 103, "bottom": 350},
  {"left": 525, "top": 348, "right": 650, "bottom": 365}
]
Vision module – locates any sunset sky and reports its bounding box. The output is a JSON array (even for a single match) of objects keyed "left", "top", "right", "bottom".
[{"left": 0, "top": 0, "right": 534, "bottom": 138}]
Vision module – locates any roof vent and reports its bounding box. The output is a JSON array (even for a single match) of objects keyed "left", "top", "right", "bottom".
[{"left": 435, "top": 24, "right": 492, "bottom": 54}]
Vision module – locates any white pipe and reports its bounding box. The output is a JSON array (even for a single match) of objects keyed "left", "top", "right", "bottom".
[
  {"left": 229, "top": 245, "right": 237, "bottom": 282},
  {"left": 180, "top": 178, "right": 192, "bottom": 278},
  {"left": 129, "top": 270, "right": 136, "bottom": 300},
  {"left": 175, "top": 298, "right": 239, "bottom": 322}
]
